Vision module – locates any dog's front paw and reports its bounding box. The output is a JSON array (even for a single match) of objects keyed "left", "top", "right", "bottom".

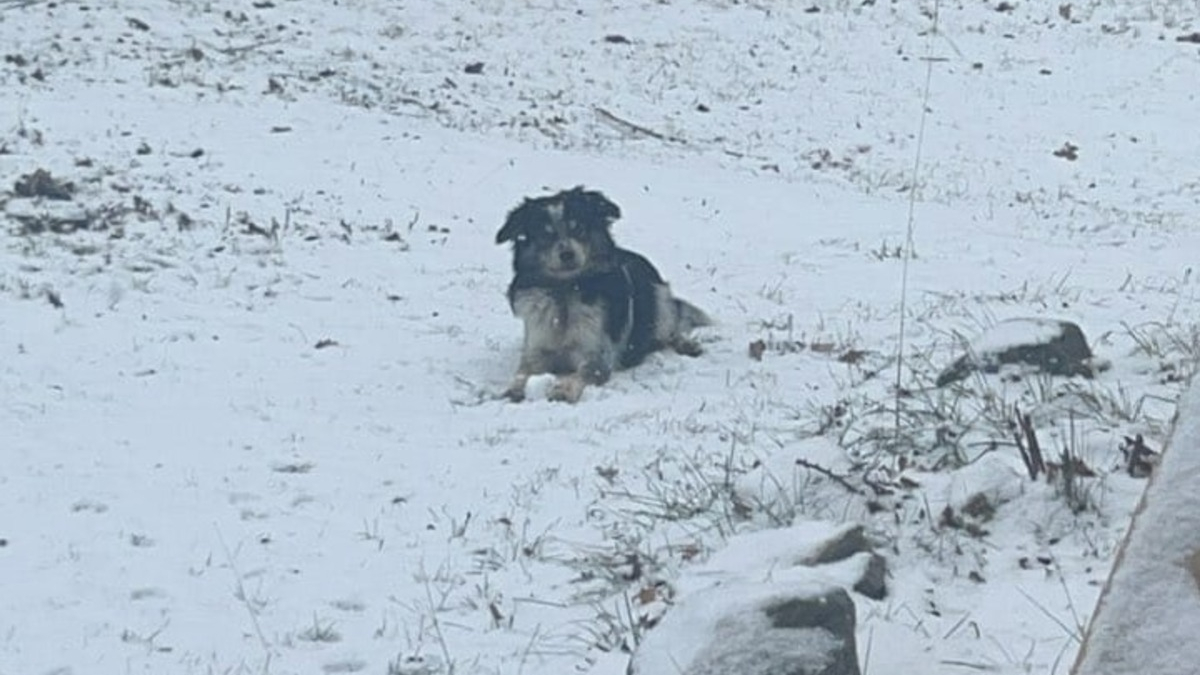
[
  {"left": 672, "top": 336, "right": 704, "bottom": 357},
  {"left": 547, "top": 375, "right": 585, "bottom": 403},
  {"left": 501, "top": 372, "right": 531, "bottom": 402}
]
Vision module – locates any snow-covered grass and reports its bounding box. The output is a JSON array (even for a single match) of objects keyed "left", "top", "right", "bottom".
[{"left": 2, "top": 1, "right": 1198, "bottom": 674}]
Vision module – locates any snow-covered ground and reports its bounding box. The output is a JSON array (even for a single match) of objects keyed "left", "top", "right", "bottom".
[{"left": 1, "top": 1, "right": 1197, "bottom": 673}]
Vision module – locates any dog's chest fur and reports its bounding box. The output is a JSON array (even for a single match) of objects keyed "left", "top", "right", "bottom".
[{"left": 511, "top": 285, "right": 618, "bottom": 373}]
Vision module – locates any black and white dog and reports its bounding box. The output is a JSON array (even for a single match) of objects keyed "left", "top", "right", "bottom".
[{"left": 496, "top": 187, "right": 709, "bottom": 403}]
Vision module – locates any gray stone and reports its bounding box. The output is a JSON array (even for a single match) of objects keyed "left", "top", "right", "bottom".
[
  {"left": 808, "top": 524, "right": 871, "bottom": 565},
  {"left": 804, "top": 525, "right": 887, "bottom": 600},
  {"left": 937, "top": 318, "right": 1098, "bottom": 387},
  {"left": 852, "top": 553, "right": 888, "bottom": 600}
]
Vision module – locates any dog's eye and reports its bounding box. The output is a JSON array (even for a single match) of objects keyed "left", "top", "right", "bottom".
[{"left": 516, "top": 233, "right": 528, "bottom": 243}]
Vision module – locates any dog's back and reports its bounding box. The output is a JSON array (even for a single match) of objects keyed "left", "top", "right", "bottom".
[{"left": 603, "top": 249, "right": 709, "bottom": 367}]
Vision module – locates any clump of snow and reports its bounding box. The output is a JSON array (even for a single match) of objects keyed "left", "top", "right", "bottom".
[
  {"left": 702, "top": 522, "right": 856, "bottom": 565},
  {"left": 942, "top": 453, "right": 1027, "bottom": 514},
  {"left": 521, "top": 373, "right": 559, "bottom": 401},
  {"left": 680, "top": 522, "right": 877, "bottom": 594}
]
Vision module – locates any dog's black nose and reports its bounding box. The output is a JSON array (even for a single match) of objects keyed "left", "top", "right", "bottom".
[{"left": 559, "top": 248, "right": 577, "bottom": 265}]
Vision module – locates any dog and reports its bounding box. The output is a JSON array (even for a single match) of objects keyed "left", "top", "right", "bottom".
[{"left": 495, "top": 187, "right": 710, "bottom": 403}]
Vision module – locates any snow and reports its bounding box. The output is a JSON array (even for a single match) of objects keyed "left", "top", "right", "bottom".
[
  {"left": 969, "top": 318, "right": 1072, "bottom": 356},
  {"left": 1, "top": 1, "right": 1198, "bottom": 674},
  {"left": 942, "top": 453, "right": 1027, "bottom": 516},
  {"left": 1072, "top": 378, "right": 1200, "bottom": 675},
  {"left": 675, "top": 521, "right": 879, "bottom": 598},
  {"left": 696, "top": 522, "right": 863, "bottom": 579}
]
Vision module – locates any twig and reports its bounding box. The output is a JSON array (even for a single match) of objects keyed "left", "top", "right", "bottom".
[
  {"left": 795, "top": 457, "right": 865, "bottom": 496},
  {"left": 1012, "top": 407, "right": 1045, "bottom": 480},
  {"left": 516, "top": 624, "right": 542, "bottom": 675},
  {"left": 621, "top": 592, "right": 641, "bottom": 648},
  {"left": 719, "top": 146, "right": 770, "bottom": 161},
  {"left": 204, "top": 38, "right": 285, "bottom": 60},
  {"left": 422, "top": 569, "right": 456, "bottom": 674},
  {"left": 396, "top": 96, "right": 440, "bottom": 113},
  {"left": 0, "top": 0, "right": 47, "bottom": 9},
  {"left": 212, "top": 38, "right": 284, "bottom": 58},
  {"left": 215, "top": 527, "right": 273, "bottom": 673},
  {"left": 594, "top": 107, "right": 685, "bottom": 144},
  {"left": 1016, "top": 586, "right": 1082, "bottom": 643},
  {"left": 936, "top": 660, "right": 997, "bottom": 671},
  {"left": 894, "top": 0, "right": 942, "bottom": 434},
  {"left": 1049, "top": 554, "right": 1085, "bottom": 637}
]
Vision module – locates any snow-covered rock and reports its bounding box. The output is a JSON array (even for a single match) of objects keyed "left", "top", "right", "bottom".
[
  {"left": 937, "top": 318, "right": 1100, "bottom": 387},
  {"left": 631, "top": 522, "right": 882, "bottom": 675},
  {"left": 629, "top": 580, "right": 859, "bottom": 675}
]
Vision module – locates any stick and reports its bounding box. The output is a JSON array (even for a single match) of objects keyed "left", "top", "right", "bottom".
[
  {"left": 795, "top": 457, "right": 866, "bottom": 496},
  {"left": 594, "top": 107, "right": 684, "bottom": 144}
]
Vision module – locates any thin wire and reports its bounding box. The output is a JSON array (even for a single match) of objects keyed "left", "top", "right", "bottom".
[{"left": 894, "top": 0, "right": 941, "bottom": 435}]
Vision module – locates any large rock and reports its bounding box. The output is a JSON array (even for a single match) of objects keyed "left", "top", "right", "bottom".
[
  {"left": 629, "top": 580, "right": 859, "bottom": 675},
  {"left": 630, "top": 522, "right": 883, "bottom": 675},
  {"left": 937, "top": 318, "right": 1099, "bottom": 387}
]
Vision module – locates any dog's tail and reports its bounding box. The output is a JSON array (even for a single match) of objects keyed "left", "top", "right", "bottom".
[{"left": 674, "top": 298, "right": 712, "bottom": 333}]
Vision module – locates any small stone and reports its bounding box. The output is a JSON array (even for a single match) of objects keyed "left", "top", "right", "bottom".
[
  {"left": 853, "top": 554, "right": 888, "bottom": 600},
  {"left": 809, "top": 524, "right": 871, "bottom": 565}
]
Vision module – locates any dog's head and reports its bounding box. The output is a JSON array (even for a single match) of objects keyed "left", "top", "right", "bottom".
[{"left": 496, "top": 187, "right": 621, "bottom": 280}]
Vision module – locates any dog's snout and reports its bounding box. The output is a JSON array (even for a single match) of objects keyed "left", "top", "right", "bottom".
[{"left": 545, "top": 239, "right": 585, "bottom": 276}]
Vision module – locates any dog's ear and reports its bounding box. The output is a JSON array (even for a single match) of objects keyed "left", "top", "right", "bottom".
[
  {"left": 568, "top": 187, "right": 621, "bottom": 227},
  {"left": 496, "top": 199, "right": 533, "bottom": 244}
]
